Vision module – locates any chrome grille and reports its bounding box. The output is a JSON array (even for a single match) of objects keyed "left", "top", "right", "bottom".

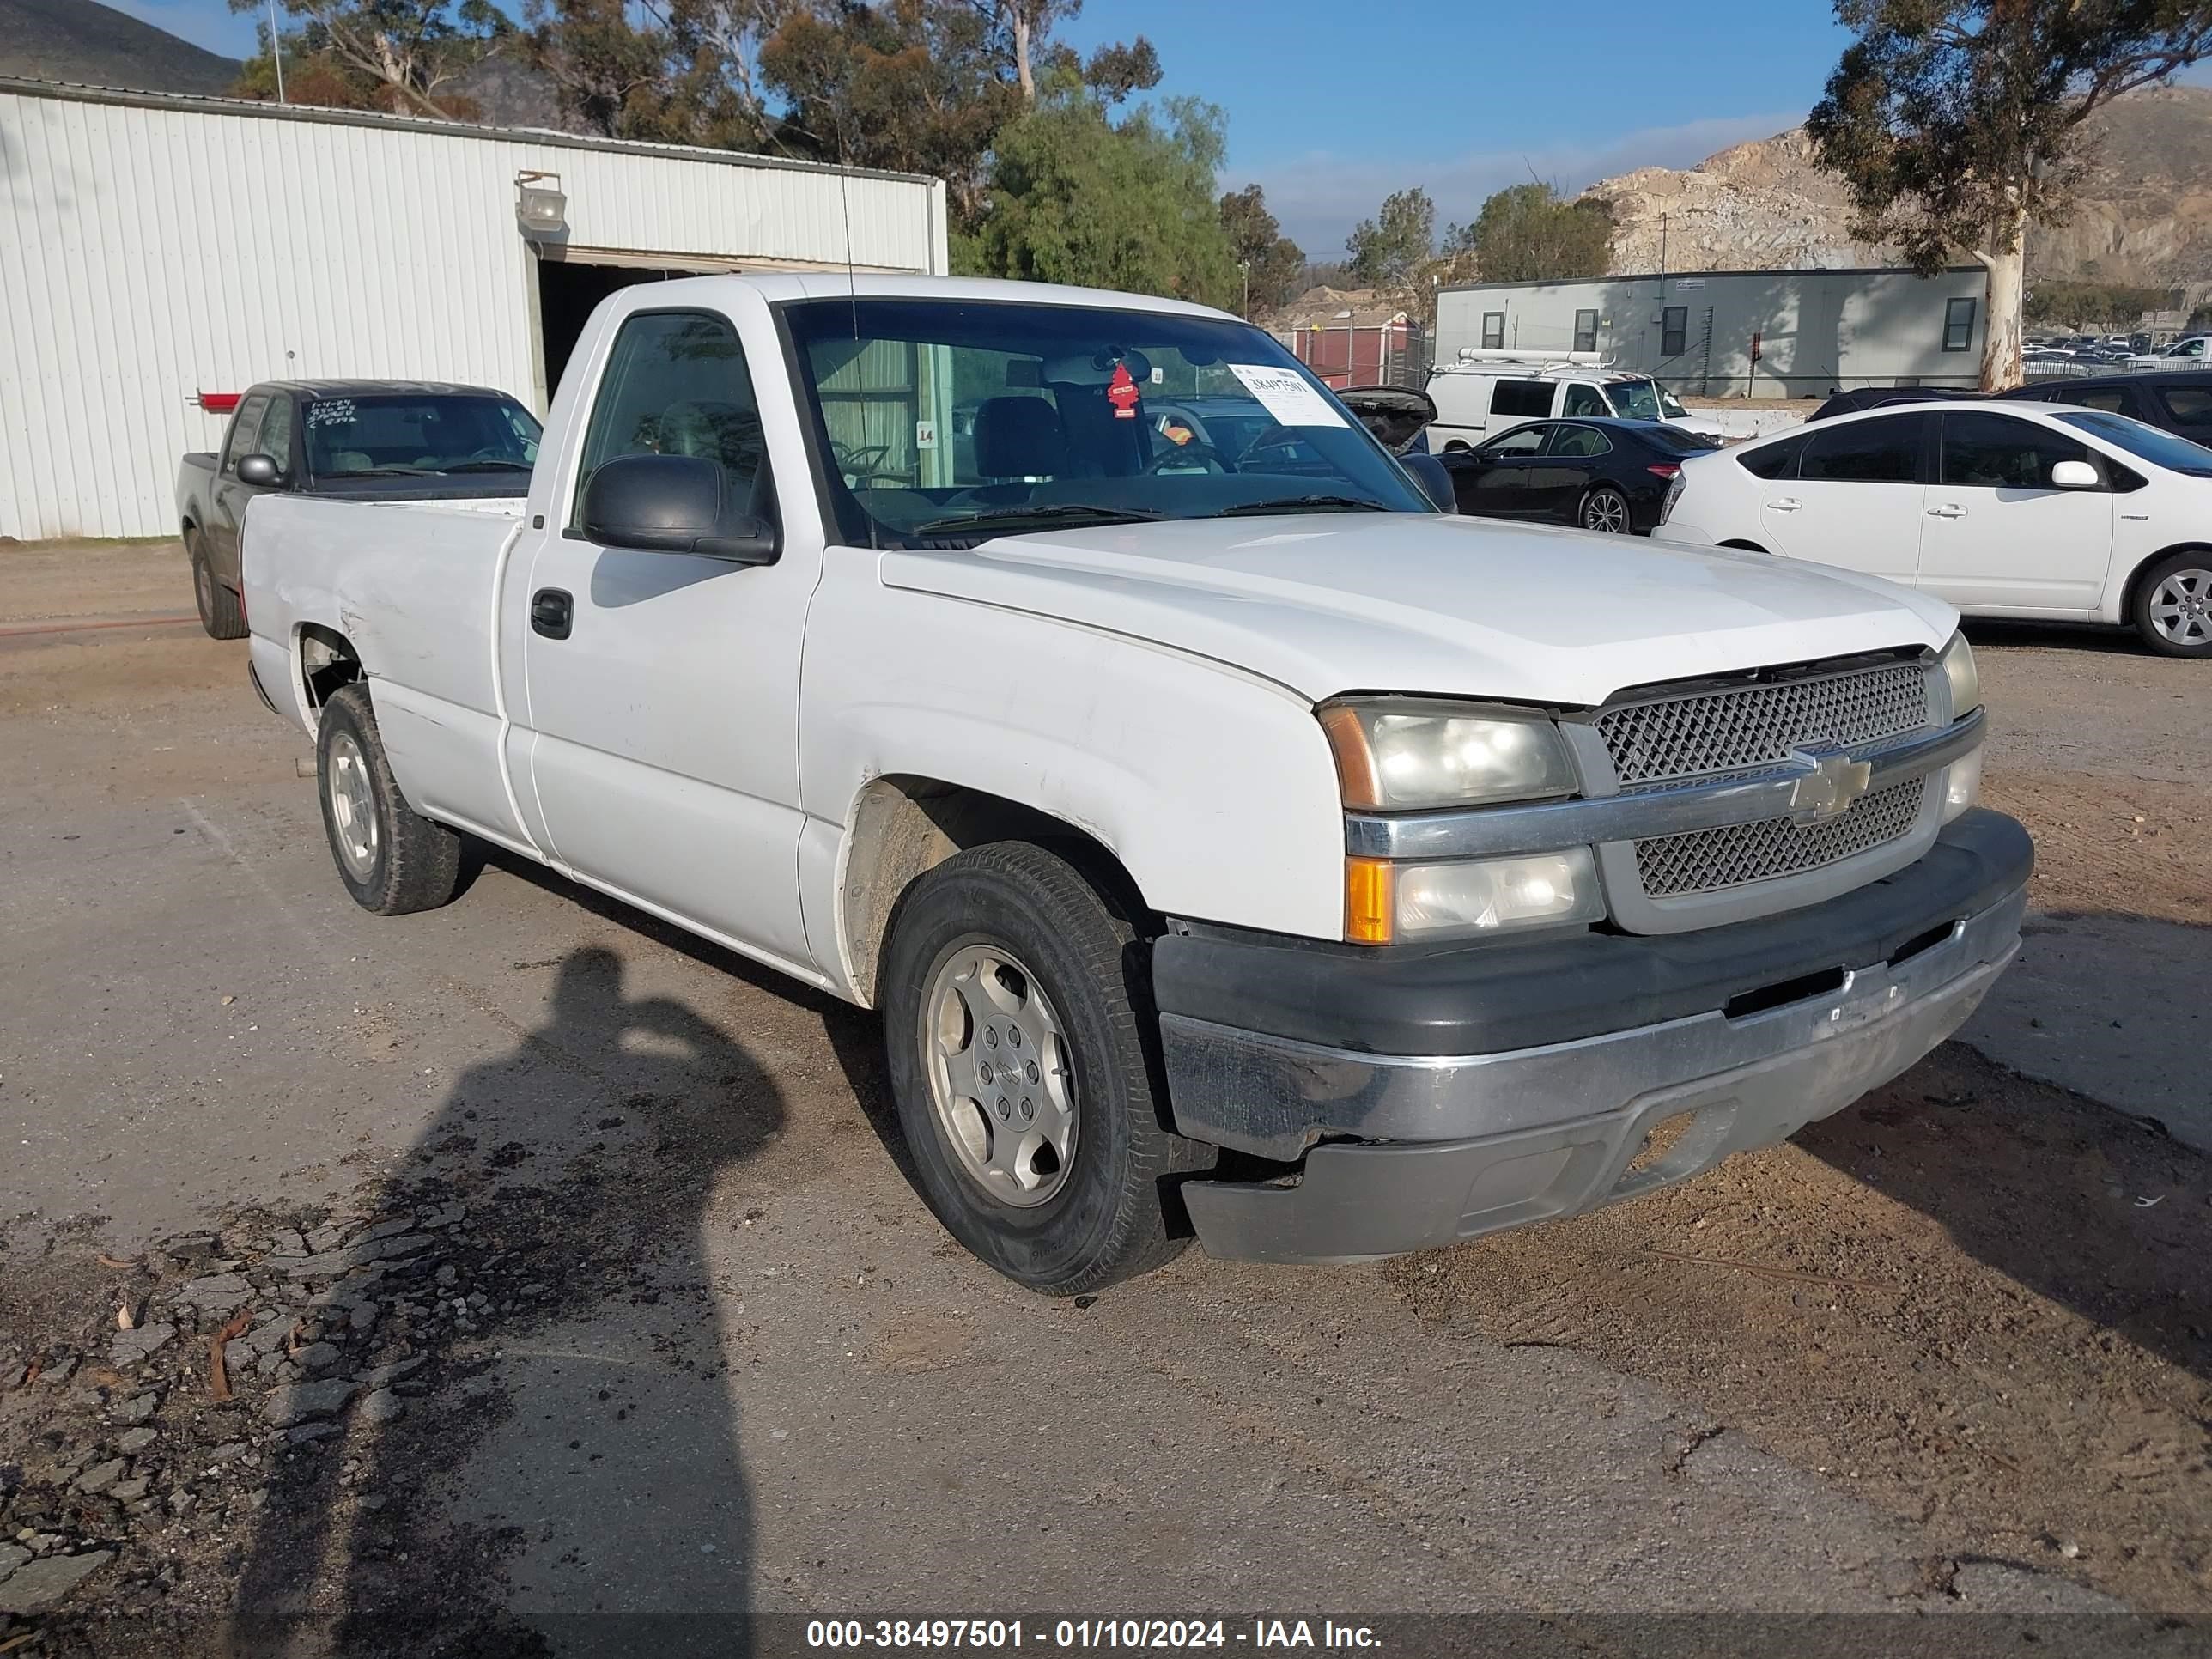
[
  {"left": 1633, "top": 779, "right": 1926, "bottom": 898},
  {"left": 1596, "top": 661, "right": 1932, "bottom": 787}
]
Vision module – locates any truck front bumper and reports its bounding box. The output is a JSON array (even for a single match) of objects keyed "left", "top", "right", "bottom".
[{"left": 1154, "top": 809, "right": 2031, "bottom": 1265}]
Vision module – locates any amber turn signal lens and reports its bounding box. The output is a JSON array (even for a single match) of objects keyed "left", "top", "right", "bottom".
[
  {"left": 1318, "top": 703, "right": 1382, "bottom": 811},
  {"left": 1344, "top": 856, "right": 1395, "bottom": 945}
]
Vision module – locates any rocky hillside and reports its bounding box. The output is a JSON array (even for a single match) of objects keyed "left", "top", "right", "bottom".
[
  {"left": 0, "top": 0, "right": 239, "bottom": 96},
  {"left": 1585, "top": 84, "right": 2212, "bottom": 290}
]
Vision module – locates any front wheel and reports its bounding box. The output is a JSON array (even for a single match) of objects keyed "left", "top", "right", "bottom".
[
  {"left": 315, "top": 684, "right": 471, "bottom": 915},
  {"left": 2133, "top": 552, "right": 2212, "bottom": 657},
  {"left": 1579, "top": 486, "right": 1632, "bottom": 534},
  {"left": 879, "top": 842, "right": 1207, "bottom": 1295}
]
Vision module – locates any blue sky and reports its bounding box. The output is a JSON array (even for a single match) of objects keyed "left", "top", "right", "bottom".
[{"left": 112, "top": 0, "right": 1859, "bottom": 254}]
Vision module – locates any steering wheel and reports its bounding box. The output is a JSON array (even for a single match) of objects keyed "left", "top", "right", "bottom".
[
  {"left": 1143, "top": 441, "right": 1229, "bottom": 476},
  {"left": 459, "top": 445, "right": 520, "bottom": 465}
]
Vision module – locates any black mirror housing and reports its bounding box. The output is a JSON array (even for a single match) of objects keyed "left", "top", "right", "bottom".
[
  {"left": 580, "top": 453, "right": 777, "bottom": 564},
  {"left": 236, "top": 453, "right": 281, "bottom": 487}
]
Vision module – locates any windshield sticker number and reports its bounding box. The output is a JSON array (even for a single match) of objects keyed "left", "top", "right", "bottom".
[
  {"left": 307, "top": 400, "right": 357, "bottom": 428},
  {"left": 1227, "top": 364, "right": 1347, "bottom": 428}
]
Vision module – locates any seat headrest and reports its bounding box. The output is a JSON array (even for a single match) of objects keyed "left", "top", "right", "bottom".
[{"left": 973, "top": 397, "right": 1066, "bottom": 478}]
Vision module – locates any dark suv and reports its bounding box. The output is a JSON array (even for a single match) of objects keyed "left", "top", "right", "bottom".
[{"left": 2000, "top": 370, "right": 2212, "bottom": 445}]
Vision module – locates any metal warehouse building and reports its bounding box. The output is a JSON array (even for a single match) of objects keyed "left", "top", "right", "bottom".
[
  {"left": 1435, "top": 266, "right": 1990, "bottom": 401},
  {"left": 0, "top": 78, "right": 949, "bottom": 539}
]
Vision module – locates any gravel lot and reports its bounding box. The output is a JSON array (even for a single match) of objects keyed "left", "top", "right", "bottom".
[{"left": 1, "top": 541, "right": 2206, "bottom": 1655}]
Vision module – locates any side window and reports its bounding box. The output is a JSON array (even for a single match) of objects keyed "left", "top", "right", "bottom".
[
  {"left": 1735, "top": 431, "right": 1808, "bottom": 481},
  {"left": 256, "top": 396, "right": 295, "bottom": 475},
  {"left": 574, "top": 309, "right": 768, "bottom": 527},
  {"left": 2155, "top": 385, "right": 2212, "bottom": 434},
  {"left": 222, "top": 394, "right": 268, "bottom": 477},
  {"left": 1573, "top": 309, "right": 1599, "bottom": 355},
  {"left": 1942, "top": 298, "right": 1976, "bottom": 354},
  {"left": 1561, "top": 383, "right": 1608, "bottom": 417},
  {"left": 2063, "top": 386, "right": 2131, "bottom": 416},
  {"left": 1480, "top": 425, "right": 1550, "bottom": 459},
  {"left": 1491, "top": 380, "right": 1552, "bottom": 419},
  {"left": 1800, "top": 413, "right": 1925, "bottom": 484},
  {"left": 1940, "top": 411, "right": 2094, "bottom": 489},
  {"left": 1480, "top": 311, "right": 1506, "bottom": 350},
  {"left": 1660, "top": 307, "right": 1688, "bottom": 358},
  {"left": 1548, "top": 424, "right": 1611, "bottom": 459}
]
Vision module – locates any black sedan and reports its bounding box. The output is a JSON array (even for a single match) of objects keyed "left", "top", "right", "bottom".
[{"left": 1438, "top": 417, "right": 1717, "bottom": 534}]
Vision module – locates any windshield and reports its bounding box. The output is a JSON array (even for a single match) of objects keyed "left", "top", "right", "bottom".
[
  {"left": 1600, "top": 379, "right": 1661, "bottom": 421},
  {"left": 303, "top": 395, "right": 541, "bottom": 479},
  {"left": 2057, "top": 409, "right": 2212, "bottom": 476},
  {"left": 780, "top": 298, "right": 1429, "bottom": 543}
]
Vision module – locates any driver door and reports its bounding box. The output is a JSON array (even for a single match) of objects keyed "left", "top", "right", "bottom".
[{"left": 517, "top": 304, "right": 816, "bottom": 970}]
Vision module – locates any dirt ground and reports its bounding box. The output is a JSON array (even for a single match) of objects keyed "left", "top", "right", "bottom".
[{"left": 1, "top": 539, "right": 2207, "bottom": 1649}]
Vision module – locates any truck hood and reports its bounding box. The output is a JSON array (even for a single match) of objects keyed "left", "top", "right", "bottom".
[{"left": 878, "top": 513, "right": 1957, "bottom": 708}]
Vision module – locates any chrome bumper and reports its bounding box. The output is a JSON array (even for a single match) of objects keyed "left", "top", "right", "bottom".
[{"left": 1168, "top": 884, "right": 2024, "bottom": 1266}]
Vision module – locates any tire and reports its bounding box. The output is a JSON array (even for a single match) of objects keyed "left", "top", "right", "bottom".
[
  {"left": 1579, "top": 485, "right": 1632, "bottom": 534},
  {"left": 879, "top": 841, "right": 1209, "bottom": 1295},
  {"left": 314, "top": 683, "right": 468, "bottom": 915},
  {"left": 2130, "top": 551, "right": 2212, "bottom": 657},
  {"left": 187, "top": 528, "right": 246, "bottom": 640}
]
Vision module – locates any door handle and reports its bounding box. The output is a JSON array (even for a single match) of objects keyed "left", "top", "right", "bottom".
[
  {"left": 1924, "top": 503, "right": 1967, "bottom": 520},
  {"left": 1766, "top": 497, "right": 1801, "bottom": 512},
  {"left": 530, "top": 588, "right": 573, "bottom": 640}
]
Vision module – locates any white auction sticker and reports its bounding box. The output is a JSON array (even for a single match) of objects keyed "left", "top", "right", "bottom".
[{"left": 1227, "top": 363, "right": 1348, "bottom": 428}]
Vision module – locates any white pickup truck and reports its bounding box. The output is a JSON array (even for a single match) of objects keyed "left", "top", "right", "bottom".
[{"left": 242, "top": 274, "right": 2030, "bottom": 1294}]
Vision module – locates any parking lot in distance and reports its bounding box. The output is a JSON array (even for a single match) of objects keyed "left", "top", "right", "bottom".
[{"left": 1, "top": 538, "right": 2208, "bottom": 1647}]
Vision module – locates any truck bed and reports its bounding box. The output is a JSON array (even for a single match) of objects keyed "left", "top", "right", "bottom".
[{"left": 245, "top": 494, "right": 531, "bottom": 847}]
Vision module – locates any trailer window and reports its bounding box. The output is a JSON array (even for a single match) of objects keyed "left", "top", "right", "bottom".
[
  {"left": 1942, "top": 298, "right": 1976, "bottom": 353},
  {"left": 1660, "top": 307, "right": 1688, "bottom": 358},
  {"left": 1481, "top": 312, "right": 1506, "bottom": 350},
  {"left": 1573, "top": 309, "right": 1599, "bottom": 354}
]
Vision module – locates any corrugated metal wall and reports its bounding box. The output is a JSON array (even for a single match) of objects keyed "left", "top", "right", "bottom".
[{"left": 0, "top": 84, "right": 948, "bottom": 538}]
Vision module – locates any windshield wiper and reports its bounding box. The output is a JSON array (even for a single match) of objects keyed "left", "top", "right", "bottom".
[
  {"left": 439, "top": 459, "right": 533, "bottom": 473},
  {"left": 1212, "top": 495, "right": 1390, "bottom": 517},
  {"left": 911, "top": 503, "right": 1164, "bottom": 537},
  {"left": 326, "top": 466, "right": 438, "bottom": 478}
]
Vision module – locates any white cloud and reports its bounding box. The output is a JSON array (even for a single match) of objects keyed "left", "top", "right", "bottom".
[{"left": 1241, "top": 111, "right": 1805, "bottom": 259}]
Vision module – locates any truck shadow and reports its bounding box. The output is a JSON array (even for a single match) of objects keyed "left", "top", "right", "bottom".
[{"left": 229, "top": 942, "right": 787, "bottom": 1656}]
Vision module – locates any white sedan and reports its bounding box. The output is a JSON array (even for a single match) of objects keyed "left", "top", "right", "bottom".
[{"left": 1659, "top": 398, "right": 2212, "bottom": 656}]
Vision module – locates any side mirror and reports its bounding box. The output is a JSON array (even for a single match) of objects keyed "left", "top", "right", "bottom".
[
  {"left": 1400, "top": 452, "right": 1457, "bottom": 514},
  {"left": 236, "top": 453, "right": 281, "bottom": 487},
  {"left": 580, "top": 453, "right": 776, "bottom": 563},
  {"left": 2050, "top": 459, "right": 2100, "bottom": 489}
]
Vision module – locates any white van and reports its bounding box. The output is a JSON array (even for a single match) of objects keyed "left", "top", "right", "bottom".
[{"left": 1425, "top": 351, "right": 1725, "bottom": 449}]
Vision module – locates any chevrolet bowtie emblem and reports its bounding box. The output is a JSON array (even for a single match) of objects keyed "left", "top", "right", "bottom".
[{"left": 1788, "top": 750, "right": 1874, "bottom": 823}]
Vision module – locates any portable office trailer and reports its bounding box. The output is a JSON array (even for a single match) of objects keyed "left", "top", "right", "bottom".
[
  {"left": 0, "top": 78, "right": 948, "bottom": 538},
  {"left": 1434, "top": 267, "right": 1990, "bottom": 404}
]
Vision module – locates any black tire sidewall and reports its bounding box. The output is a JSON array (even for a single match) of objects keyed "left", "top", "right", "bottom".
[
  {"left": 882, "top": 848, "right": 1166, "bottom": 1293},
  {"left": 188, "top": 532, "right": 217, "bottom": 633},
  {"left": 2133, "top": 553, "right": 2212, "bottom": 658},
  {"left": 316, "top": 687, "right": 395, "bottom": 908}
]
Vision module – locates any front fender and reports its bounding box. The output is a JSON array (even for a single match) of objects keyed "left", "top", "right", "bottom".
[{"left": 800, "top": 565, "right": 1348, "bottom": 960}]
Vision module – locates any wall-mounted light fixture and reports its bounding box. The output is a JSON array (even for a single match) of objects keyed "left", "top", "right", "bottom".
[{"left": 515, "top": 171, "right": 568, "bottom": 240}]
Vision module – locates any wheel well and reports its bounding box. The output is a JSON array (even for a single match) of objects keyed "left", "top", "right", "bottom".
[
  {"left": 1718, "top": 538, "right": 1769, "bottom": 553},
  {"left": 839, "top": 776, "right": 1144, "bottom": 1008},
  {"left": 297, "top": 623, "right": 363, "bottom": 711},
  {"left": 2120, "top": 543, "right": 2212, "bottom": 623}
]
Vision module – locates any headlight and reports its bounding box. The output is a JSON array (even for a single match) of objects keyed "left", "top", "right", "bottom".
[
  {"left": 1319, "top": 699, "right": 1577, "bottom": 810},
  {"left": 1940, "top": 631, "right": 1980, "bottom": 719},
  {"left": 1346, "top": 849, "right": 1604, "bottom": 944}
]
